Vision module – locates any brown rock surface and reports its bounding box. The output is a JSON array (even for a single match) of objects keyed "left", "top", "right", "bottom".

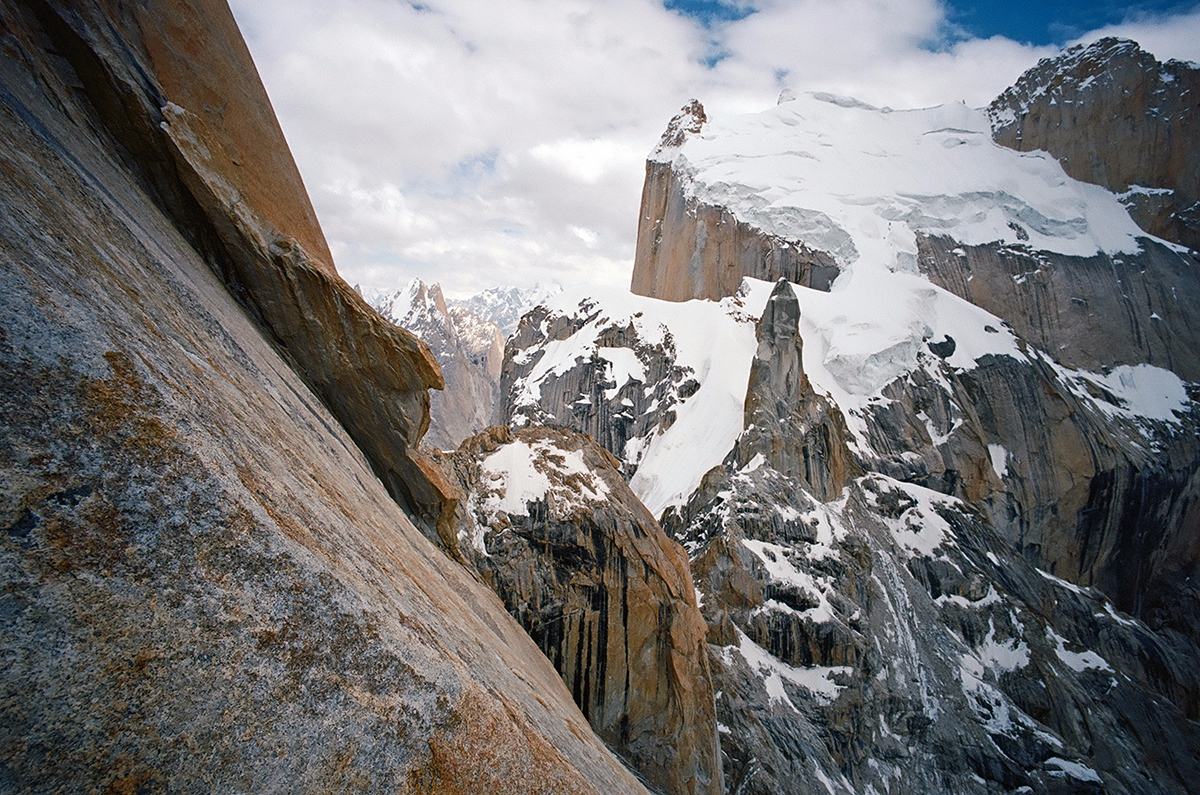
[
  {"left": 0, "top": 1, "right": 650, "bottom": 791},
  {"left": 21, "top": 0, "right": 451, "bottom": 541},
  {"left": 436, "top": 426, "right": 722, "bottom": 795},
  {"left": 988, "top": 38, "right": 1200, "bottom": 250}
]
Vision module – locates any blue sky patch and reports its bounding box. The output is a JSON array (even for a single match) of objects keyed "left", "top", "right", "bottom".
[
  {"left": 664, "top": 0, "right": 754, "bottom": 28},
  {"left": 944, "top": 0, "right": 1198, "bottom": 45}
]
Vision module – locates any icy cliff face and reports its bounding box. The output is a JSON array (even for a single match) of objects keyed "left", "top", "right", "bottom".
[
  {"left": 632, "top": 91, "right": 1161, "bottom": 305},
  {"left": 505, "top": 41, "right": 1200, "bottom": 794}
]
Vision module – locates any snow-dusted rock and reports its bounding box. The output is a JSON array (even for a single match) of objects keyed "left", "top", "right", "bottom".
[
  {"left": 989, "top": 38, "right": 1200, "bottom": 251},
  {"left": 501, "top": 41, "right": 1200, "bottom": 792}
]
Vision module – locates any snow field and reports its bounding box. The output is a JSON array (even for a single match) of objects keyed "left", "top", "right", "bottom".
[{"left": 480, "top": 438, "right": 609, "bottom": 520}]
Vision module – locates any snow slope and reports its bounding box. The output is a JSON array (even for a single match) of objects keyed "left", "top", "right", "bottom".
[{"left": 658, "top": 93, "right": 1155, "bottom": 269}]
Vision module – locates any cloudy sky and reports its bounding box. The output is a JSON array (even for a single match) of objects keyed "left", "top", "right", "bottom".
[{"left": 228, "top": 0, "right": 1200, "bottom": 299}]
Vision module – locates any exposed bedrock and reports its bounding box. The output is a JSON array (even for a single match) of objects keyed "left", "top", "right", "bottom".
[
  {"left": 500, "top": 301, "right": 698, "bottom": 477},
  {"left": 20, "top": 0, "right": 452, "bottom": 542},
  {"left": 918, "top": 233, "right": 1200, "bottom": 382},
  {"left": 911, "top": 232, "right": 1200, "bottom": 637},
  {"left": 0, "top": 1, "right": 652, "bottom": 790},
  {"left": 871, "top": 351, "right": 1200, "bottom": 645},
  {"left": 735, "top": 280, "right": 860, "bottom": 501},
  {"left": 988, "top": 38, "right": 1200, "bottom": 251},
  {"left": 657, "top": 290, "right": 1200, "bottom": 791},
  {"left": 678, "top": 466, "right": 1200, "bottom": 794},
  {"left": 434, "top": 425, "right": 722, "bottom": 795},
  {"left": 630, "top": 158, "right": 840, "bottom": 302},
  {"left": 659, "top": 317, "right": 1200, "bottom": 791}
]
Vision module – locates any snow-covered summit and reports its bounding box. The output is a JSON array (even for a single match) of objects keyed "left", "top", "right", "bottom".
[
  {"left": 660, "top": 92, "right": 1151, "bottom": 273},
  {"left": 455, "top": 283, "right": 563, "bottom": 338}
]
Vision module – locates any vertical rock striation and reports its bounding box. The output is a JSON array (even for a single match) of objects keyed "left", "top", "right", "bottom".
[{"left": 435, "top": 426, "right": 723, "bottom": 795}]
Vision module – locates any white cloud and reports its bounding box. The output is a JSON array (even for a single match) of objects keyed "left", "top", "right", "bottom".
[
  {"left": 531, "top": 138, "right": 644, "bottom": 184},
  {"left": 228, "top": 0, "right": 1200, "bottom": 299},
  {"left": 1071, "top": 7, "right": 1200, "bottom": 65}
]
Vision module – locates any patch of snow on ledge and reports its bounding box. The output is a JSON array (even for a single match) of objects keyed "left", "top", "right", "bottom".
[
  {"left": 1046, "top": 627, "right": 1113, "bottom": 673},
  {"left": 723, "top": 628, "right": 850, "bottom": 709},
  {"left": 1045, "top": 757, "right": 1103, "bottom": 784},
  {"left": 988, "top": 444, "right": 1008, "bottom": 478}
]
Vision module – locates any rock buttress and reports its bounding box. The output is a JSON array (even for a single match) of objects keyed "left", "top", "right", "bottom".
[
  {"left": 436, "top": 426, "right": 723, "bottom": 795},
  {"left": 19, "top": 0, "right": 452, "bottom": 541},
  {"left": 737, "top": 279, "right": 859, "bottom": 501}
]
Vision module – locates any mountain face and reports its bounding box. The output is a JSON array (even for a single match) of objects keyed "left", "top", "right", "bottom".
[
  {"left": 6, "top": 3, "right": 1199, "bottom": 794},
  {"left": 988, "top": 38, "right": 1200, "bottom": 251},
  {"left": 501, "top": 39, "right": 1200, "bottom": 795},
  {"left": 0, "top": 1, "right": 652, "bottom": 791},
  {"left": 455, "top": 282, "right": 564, "bottom": 338},
  {"left": 374, "top": 280, "right": 505, "bottom": 450}
]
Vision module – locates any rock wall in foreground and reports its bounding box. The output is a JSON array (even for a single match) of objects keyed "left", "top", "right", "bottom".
[
  {"left": 22, "top": 0, "right": 454, "bottom": 543},
  {"left": 0, "top": 1, "right": 650, "bottom": 791}
]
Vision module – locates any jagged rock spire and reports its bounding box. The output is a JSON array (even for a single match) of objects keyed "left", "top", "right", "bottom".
[
  {"left": 739, "top": 279, "right": 857, "bottom": 500},
  {"left": 746, "top": 278, "right": 808, "bottom": 422},
  {"left": 652, "top": 98, "right": 707, "bottom": 159}
]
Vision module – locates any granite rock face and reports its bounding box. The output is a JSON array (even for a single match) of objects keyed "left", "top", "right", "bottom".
[
  {"left": 734, "top": 280, "right": 859, "bottom": 502},
  {"left": 666, "top": 284, "right": 1200, "bottom": 794},
  {"left": 0, "top": 1, "right": 652, "bottom": 791},
  {"left": 916, "top": 234, "right": 1200, "bottom": 382},
  {"left": 14, "top": 0, "right": 453, "bottom": 544},
  {"left": 502, "top": 278, "right": 1200, "bottom": 793},
  {"left": 375, "top": 280, "right": 505, "bottom": 451},
  {"left": 988, "top": 38, "right": 1200, "bottom": 251},
  {"left": 435, "top": 425, "right": 722, "bottom": 795},
  {"left": 630, "top": 102, "right": 840, "bottom": 303}
]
